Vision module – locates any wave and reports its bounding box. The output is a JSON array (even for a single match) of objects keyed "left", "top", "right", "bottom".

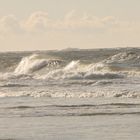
[
  {"left": 3, "top": 103, "right": 140, "bottom": 110},
  {"left": 3, "top": 103, "right": 140, "bottom": 117},
  {"left": 37, "top": 60, "right": 124, "bottom": 80},
  {"left": 64, "top": 60, "right": 80, "bottom": 71},
  {"left": 102, "top": 52, "right": 140, "bottom": 71},
  {"left": 0, "top": 89, "right": 139, "bottom": 98},
  {"left": 0, "top": 83, "right": 29, "bottom": 87},
  {"left": 14, "top": 54, "right": 62, "bottom": 75},
  {"left": 79, "top": 52, "right": 140, "bottom": 73},
  {"left": 0, "top": 54, "right": 62, "bottom": 80},
  {"left": 0, "top": 72, "right": 33, "bottom": 80},
  {"left": 1, "top": 52, "right": 140, "bottom": 81}
]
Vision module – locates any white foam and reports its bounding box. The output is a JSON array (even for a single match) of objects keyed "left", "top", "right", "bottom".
[
  {"left": 14, "top": 54, "right": 61, "bottom": 75},
  {"left": 104, "top": 52, "right": 140, "bottom": 65},
  {"left": 0, "top": 72, "right": 13, "bottom": 80},
  {"left": 87, "top": 63, "right": 106, "bottom": 72},
  {"left": 39, "top": 60, "right": 80, "bottom": 80},
  {"left": 64, "top": 60, "right": 80, "bottom": 71},
  {"left": 38, "top": 60, "right": 124, "bottom": 80},
  {"left": 0, "top": 89, "right": 139, "bottom": 98}
]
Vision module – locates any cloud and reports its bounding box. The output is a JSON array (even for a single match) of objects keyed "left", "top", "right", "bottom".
[
  {"left": 51, "top": 11, "right": 118, "bottom": 30},
  {"left": 0, "top": 10, "right": 138, "bottom": 36},
  {"left": 0, "top": 11, "right": 140, "bottom": 51},
  {"left": 23, "top": 11, "right": 50, "bottom": 32},
  {"left": 22, "top": 10, "right": 118, "bottom": 32},
  {"left": 0, "top": 15, "right": 21, "bottom": 35}
]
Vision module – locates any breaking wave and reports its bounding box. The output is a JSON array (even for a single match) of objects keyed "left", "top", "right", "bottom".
[
  {"left": 38, "top": 60, "right": 124, "bottom": 80},
  {"left": 104, "top": 52, "right": 140, "bottom": 63},
  {"left": 1, "top": 52, "right": 140, "bottom": 80},
  {"left": 0, "top": 54, "right": 62, "bottom": 80},
  {"left": 102, "top": 52, "right": 140, "bottom": 71},
  {"left": 0, "top": 52, "right": 135, "bottom": 80},
  {"left": 14, "top": 54, "right": 62, "bottom": 75},
  {"left": 1, "top": 49, "right": 140, "bottom": 99}
]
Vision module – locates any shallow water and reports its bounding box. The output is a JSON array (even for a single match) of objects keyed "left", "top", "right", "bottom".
[{"left": 0, "top": 97, "right": 140, "bottom": 140}]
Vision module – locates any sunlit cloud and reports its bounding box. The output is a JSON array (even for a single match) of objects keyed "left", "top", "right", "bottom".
[
  {"left": 22, "top": 11, "right": 118, "bottom": 32},
  {"left": 51, "top": 11, "right": 118, "bottom": 30},
  {"left": 0, "top": 11, "right": 139, "bottom": 36},
  {"left": 23, "top": 11, "right": 50, "bottom": 32}
]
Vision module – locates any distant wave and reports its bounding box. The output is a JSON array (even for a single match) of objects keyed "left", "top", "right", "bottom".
[
  {"left": 104, "top": 52, "right": 140, "bottom": 63},
  {"left": 102, "top": 52, "right": 140, "bottom": 71}
]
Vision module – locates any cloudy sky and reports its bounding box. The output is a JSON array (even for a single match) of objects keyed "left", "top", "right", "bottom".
[{"left": 0, "top": 0, "right": 140, "bottom": 51}]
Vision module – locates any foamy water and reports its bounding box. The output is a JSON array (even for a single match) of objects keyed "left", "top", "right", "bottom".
[{"left": 0, "top": 48, "right": 140, "bottom": 98}]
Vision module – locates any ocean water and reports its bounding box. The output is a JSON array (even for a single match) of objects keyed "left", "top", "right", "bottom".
[{"left": 1, "top": 48, "right": 140, "bottom": 139}]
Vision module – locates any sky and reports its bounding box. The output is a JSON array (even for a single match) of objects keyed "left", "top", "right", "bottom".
[{"left": 0, "top": 0, "right": 140, "bottom": 51}]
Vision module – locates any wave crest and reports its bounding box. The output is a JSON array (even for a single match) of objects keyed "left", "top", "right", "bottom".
[
  {"left": 103, "top": 52, "right": 140, "bottom": 69},
  {"left": 14, "top": 54, "right": 62, "bottom": 75},
  {"left": 38, "top": 60, "right": 124, "bottom": 80}
]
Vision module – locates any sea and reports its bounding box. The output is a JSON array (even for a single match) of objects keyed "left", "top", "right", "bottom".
[{"left": 0, "top": 47, "right": 140, "bottom": 140}]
